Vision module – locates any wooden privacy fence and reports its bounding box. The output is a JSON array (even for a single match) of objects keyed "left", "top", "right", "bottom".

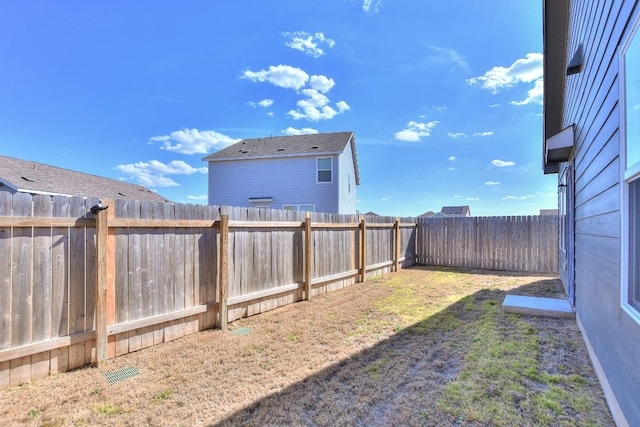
[
  {"left": 0, "top": 193, "right": 417, "bottom": 388},
  {"left": 417, "top": 215, "right": 558, "bottom": 273}
]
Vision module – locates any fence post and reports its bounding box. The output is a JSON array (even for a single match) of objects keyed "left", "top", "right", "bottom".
[
  {"left": 359, "top": 215, "right": 366, "bottom": 282},
  {"left": 94, "top": 198, "right": 112, "bottom": 367},
  {"left": 304, "top": 211, "right": 312, "bottom": 301},
  {"left": 394, "top": 218, "right": 400, "bottom": 272},
  {"left": 218, "top": 211, "right": 229, "bottom": 331}
]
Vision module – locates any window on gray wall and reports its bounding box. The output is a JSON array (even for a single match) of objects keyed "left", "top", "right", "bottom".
[
  {"left": 317, "top": 157, "right": 332, "bottom": 183},
  {"left": 621, "top": 13, "right": 640, "bottom": 319}
]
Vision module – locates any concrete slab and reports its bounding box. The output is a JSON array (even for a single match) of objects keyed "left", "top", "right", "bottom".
[{"left": 502, "top": 294, "right": 575, "bottom": 319}]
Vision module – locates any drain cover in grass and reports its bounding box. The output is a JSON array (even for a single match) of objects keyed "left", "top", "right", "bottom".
[
  {"left": 104, "top": 366, "right": 140, "bottom": 384},
  {"left": 230, "top": 326, "right": 252, "bottom": 336}
]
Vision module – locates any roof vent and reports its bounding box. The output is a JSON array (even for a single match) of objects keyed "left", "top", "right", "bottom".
[
  {"left": 311, "top": 146, "right": 319, "bottom": 149},
  {"left": 241, "top": 150, "right": 249, "bottom": 154},
  {"left": 21, "top": 176, "right": 35, "bottom": 182},
  {"left": 118, "top": 192, "right": 126, "bottom": 197},
  {"left": 277, "top": 148, "right": 285, "bottom": 151}
]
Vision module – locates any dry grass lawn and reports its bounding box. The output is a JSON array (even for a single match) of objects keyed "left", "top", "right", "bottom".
[{"left": 0, "top": 266, "right": 614, "bottom": 426}]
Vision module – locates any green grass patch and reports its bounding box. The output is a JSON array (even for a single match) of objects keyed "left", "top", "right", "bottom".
[
  {"left": 436, "top": 294, "right": 601, "bottom": 426},
  {"left": 152, "top": 389, "right": 174, "bottom": 403},
  {"left": 93, "top": 403, "right": 121, "bottom": 415},
  {"left": 286, "top": 333, "right": 298, "bottom": 342}
]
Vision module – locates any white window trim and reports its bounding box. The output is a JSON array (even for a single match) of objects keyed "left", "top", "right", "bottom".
[
  {"left": 316, "top": 156, "right": 333, "bottom": 184},
  {"left": 282, "top": 204, "right": 315, "bottom": 212},
  {"left": 620, "top": 12, "right": 640, "bottom": 325}
]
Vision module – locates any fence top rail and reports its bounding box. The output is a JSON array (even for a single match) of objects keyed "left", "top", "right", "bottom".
[
  {"left": 0, "top": 217, "right": 95, "bottom": 227},
  {"left": 111, "top": 218, "right": 218, "bottom": 228},
  {"left": 0, "top": 214, "right": 420, "bottom": 230}
]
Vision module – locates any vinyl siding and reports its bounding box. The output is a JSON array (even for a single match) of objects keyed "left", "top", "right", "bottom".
[
  {"left": 207, "top": 155, "right": 339, "bottom": 213},
  {"left": 337, "top": 143, "right": 357, "bottom": 215},
  {"left": 562, "top": 0, "right": 640, "bottom": 424}
]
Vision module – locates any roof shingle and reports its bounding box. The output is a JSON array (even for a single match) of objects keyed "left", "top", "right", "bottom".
[
  {"left": 0, "top": 155, "right": 171, "bottom": 203},
  {"left": 203, "top": 131, "right": 359, "bottom": 184}
]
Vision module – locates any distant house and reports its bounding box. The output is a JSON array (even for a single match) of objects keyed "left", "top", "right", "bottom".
[
  {"left": 440, "top": 206, "right": 471, "bottom": 217},
  {"left": 0, "top": 154, "right": 170, "bottom": 203},
  {"left": 418, "top": 211, "right": 436, "bottom": 218},
  {"left": 203, "top": 131, "right": 360, "bottom": 214},
  {"left": 420, "top": 206, "right": 471, "bottom": 218},
  {"left": 543, "top": 1, "right": 640, "bottom": 424},
  {"left": 539, "top": 209, "right": 559, "bottom": 216}
]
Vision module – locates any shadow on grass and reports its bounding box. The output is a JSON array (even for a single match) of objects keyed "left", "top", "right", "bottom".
[{"left": 212, "top": 269, "right": 612, "bottom": 427}]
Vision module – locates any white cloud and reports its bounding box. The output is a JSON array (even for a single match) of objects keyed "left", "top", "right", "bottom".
[
  {"left": 448, "top": 132, "right": 467, "bottom": 139},
  {"left": 467, "top": 53, "right": 542, "bottom": 93},
  {"left": 149, "top": 128, "right": 240, "bottom": 155},
  {"left": 115, "top": 160, "right": 207, "bottom": 188},
  {"left": 282, "top": 127, "right": 319, "bottom": 135},
  {"left": 428, "top": 45, "right": 470, "bottom": 72},
  {"left": 381, "top": 195, "right": 391, "bottom": 201},
  {"left": 510, "top": 79, "right": 544, "bottom": 106},
  {"left": 248, "top": 99, "right": 274, "bottom": 108},
  {"left": 308, "top": 75, "right": 335, "bottom": 93},
  {"left": 394, "top": 121, "right": 439, "bottom": 142},
  {"left": 336, "top": 101, "right": 350, "bottom": 112},
  {"left": 467, "top": 53, "right": 543, "bottom": 106},
  {"left": 489, "top": 104, "right": 500, "bottom": 108},
  {"left": 466, "top": 197, "right": 480, "bottom": 201},
  {"left": 287, "top": 89, "right": 349, "bottom": 121},
  {"left": 284, "top": 31, "right": 335, "bottom": 58},
  {"left": 473, "top": 131, "right": 494, "bottom": 137},
  {"left": 448, "top": 156, "right": 456, "bottom": 161},
  {"left": 362, "top": 0, "right": 382, "bottom": 12},
  {"left": 447, "top": 167, "right": 455, "bottom": 171},
  {"left": 188, "top": 195, "right": 208, "bottom": 201},
  {"left": 242, "top": 64, "right": 309, "bottom": 90},
  {"left": 309, "top": 75, "right": 335, "bottom": 93},
  {"left": 502, "top": 195, "right": 534, "bottom": 200},
  {"left": 492, "top": 159, "right": 516, "bottom": 167},
  {"left": 244, "top": 66, "right": 347, "bottom": 122},
  {"left": 485, "top": 181, "right": 500, "bottom": 186}
]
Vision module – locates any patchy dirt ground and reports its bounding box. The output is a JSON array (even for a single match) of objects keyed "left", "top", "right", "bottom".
[{"left": 0, "top": 266, "right": 614, "bottom": 426}]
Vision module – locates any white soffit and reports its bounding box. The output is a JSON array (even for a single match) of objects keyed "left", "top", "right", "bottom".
[{"left": 546, "top": 124, "right": 575, "bottom": 164}]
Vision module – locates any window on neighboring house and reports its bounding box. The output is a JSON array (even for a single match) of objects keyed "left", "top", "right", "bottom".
[
  {"left": 621, "top": 14, "right": 640, "bottom": 320},
  {"left": 317, "top": 157, "right": 332, "bottom": 183},
  {"left": 283, "top": 204, "right": 315, "bottom": 212}
]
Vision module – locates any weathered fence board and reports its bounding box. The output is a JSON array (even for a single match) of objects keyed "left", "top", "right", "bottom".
[{"left": 417, "top": 216, "right": 558, "bottom": 273}]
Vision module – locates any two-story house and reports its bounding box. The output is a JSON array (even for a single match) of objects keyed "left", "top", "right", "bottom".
[{"left": 203, "top": 131, "right": 360, "bottom": 214}]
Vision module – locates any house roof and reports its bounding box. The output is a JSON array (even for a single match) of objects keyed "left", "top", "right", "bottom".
[
  {"left": 203, "top": 131, "right": 360, "bottom": 184},
  {"left": 0, "top": 154, "right": 171, "bottom": 202},
  {"left": 542, "top": 0, "right": 570, "bottom": 174},
  {"left": 418, "top": 211, "right": 436, "bottom": 218},
  {"left": 441, "top": 206, "right": 471, "bottom": 216}
]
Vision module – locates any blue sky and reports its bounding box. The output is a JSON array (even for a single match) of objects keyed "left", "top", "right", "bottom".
[{"left": 0, "top": 1, "right": 556, "bottom": 217}]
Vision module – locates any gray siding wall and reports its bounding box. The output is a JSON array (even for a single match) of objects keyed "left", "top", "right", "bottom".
[
  {"left": 207, "top": 155, "right": 339, "bottom": 213},
  {"left": 562, "top": 1, "right": 640, "bottom": 424},
  {"left": 337, "top": 144, "right": 357, "bottom": 215}
]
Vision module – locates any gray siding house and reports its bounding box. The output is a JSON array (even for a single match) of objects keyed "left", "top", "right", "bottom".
[
  {"left": 543, "top": 1, "right": 640, "bottom": 425},
  {"left": 203, "top": 131, "right": 360, "bottom": 214},
  {"left": 0, "top": 154, "right": 170, "bottom": 202}
]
